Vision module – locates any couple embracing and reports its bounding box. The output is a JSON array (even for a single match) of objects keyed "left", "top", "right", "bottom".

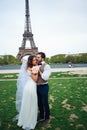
[{"left": 16, "top": 52, "right": 51, "bottom": 130}]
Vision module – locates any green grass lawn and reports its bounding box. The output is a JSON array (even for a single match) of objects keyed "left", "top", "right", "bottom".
[{"left": 0, "top": 73, "right": 87, "bottom": 130}]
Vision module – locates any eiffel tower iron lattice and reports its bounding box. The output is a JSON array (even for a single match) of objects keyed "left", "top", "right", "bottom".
[{"left": 17, "top": 0, "right": 38, "bottom": 59}]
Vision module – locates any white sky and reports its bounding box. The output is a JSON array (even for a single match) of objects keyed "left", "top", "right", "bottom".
[{"left": 0, "top": 0, "right": 87, "bottom": 58}]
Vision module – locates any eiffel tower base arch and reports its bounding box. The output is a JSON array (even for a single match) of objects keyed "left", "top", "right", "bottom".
[{"left": 17, "top": 47, "right": 38, "bottom": 60}]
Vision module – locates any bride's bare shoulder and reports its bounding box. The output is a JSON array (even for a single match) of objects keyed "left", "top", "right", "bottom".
[{"left": 27, "top": 67, "right": 32, "bottom": 71}]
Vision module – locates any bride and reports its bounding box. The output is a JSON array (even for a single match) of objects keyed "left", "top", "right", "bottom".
[{"left": 16, "top": 55, "right": 39, "bottom": 130}]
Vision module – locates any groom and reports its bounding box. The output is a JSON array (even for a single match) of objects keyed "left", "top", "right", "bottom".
[{"left": 36, "top": 52, "right": 51, "bottom": 127}]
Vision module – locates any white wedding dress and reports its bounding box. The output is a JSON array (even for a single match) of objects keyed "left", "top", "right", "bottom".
[{"left": 17, "top": 70, "right": 38, "bottom": 130}]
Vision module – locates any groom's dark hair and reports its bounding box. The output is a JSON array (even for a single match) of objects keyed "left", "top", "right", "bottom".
[{"left": 37, "top": 52, "right": 46, "bottom": 59}]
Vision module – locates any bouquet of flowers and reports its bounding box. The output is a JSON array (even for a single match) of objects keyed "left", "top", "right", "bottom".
[{"left": 31, "top": 66, "right": 39, "bottom": 74}]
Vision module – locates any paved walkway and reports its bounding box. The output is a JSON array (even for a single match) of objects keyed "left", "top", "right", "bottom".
[
  {"left": 0, "top": 67, "right": 87, "bottom": 74},
  {"left": 51, "top": 67, "right": 87, "bottom": 74}
]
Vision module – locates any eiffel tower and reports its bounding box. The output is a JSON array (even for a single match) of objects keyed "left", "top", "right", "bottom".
[{"left": 17, "top": 0, "right": 38, "bottom": 59}]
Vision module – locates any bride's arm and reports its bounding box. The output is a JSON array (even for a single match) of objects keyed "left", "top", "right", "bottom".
[
  {"left": 27, "top": 66, "right": 39, "bottom": 82},
  {"left": 31, "top": 66, "right": 39, "bottom": 82},
  {"left": 31, "top": 73, "right": 38, "bottom": 82}
]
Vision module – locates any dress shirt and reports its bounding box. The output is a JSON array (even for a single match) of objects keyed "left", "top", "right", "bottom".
[{"left": 40, "top": 61, "right": 51, "bottom": 81}]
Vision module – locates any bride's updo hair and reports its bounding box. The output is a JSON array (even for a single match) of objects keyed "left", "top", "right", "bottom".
[{"left": 27, "top": 55, "right": 36, "bottom": 68}]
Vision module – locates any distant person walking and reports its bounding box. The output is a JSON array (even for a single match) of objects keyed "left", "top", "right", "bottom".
[{"left": 68, "top": 61, "right": 72, "bottom": 68}]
